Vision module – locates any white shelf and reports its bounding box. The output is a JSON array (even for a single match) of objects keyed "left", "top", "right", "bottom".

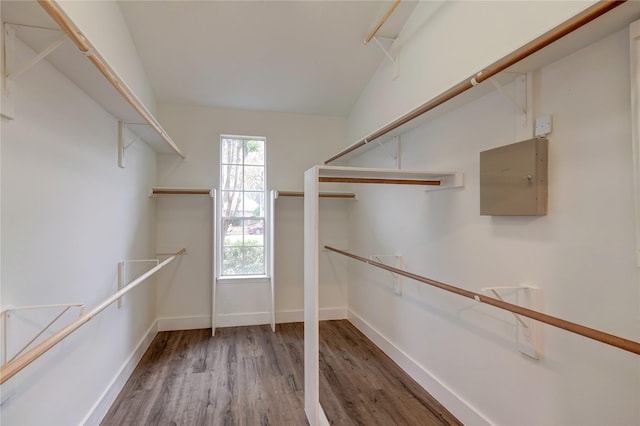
[{"left": 2, "top": 1, "right": 184, "bottom": 156}]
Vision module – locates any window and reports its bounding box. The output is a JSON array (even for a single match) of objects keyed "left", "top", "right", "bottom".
[{"left": 220, "top": 135, "right": 266, "bottom": 276}]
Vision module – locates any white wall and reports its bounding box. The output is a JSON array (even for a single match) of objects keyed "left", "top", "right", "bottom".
[
  {"left": 155, "top": 104, "right": 348, "bottom": 329},
  {"left": 0, "top": 38, "right": 157, "bottom": 425},
  {"left": 347, "top": 0, "right": 596, "bottom": 143},
  {"left": 57, "top": 0, "right": 157, "bottom": 114},
  {"left": 345, "top": 27, "right": 639, "bottom": 425}
]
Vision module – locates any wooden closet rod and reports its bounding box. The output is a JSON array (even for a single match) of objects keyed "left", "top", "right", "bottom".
[
  {"left": 37, "top": 0, "right": 186, "bottom": 159},
  {"left": 277, "top": 191, "right": 357, "bottom": 199},
  {"left": 325, "top": 0, "right": 626, "bottom": 164},
  {"left": 365, "top": 0, "right": 401, "bottom": 44},
  {"left": 324, "top": 245, "right": 640, "bottom": 356},
  {"left": 319, "top": 177, "right": 440, "bottom": 186},
  {"left": 0, "top": 248, "right": 186, "bottom": 384},
  {"left": 152, "top": 189, "right": 212, "bottom": 195}
]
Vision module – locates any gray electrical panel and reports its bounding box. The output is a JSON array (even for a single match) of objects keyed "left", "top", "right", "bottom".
[{"left": 480, "top": 138, "right": 548, "bottom": 216}]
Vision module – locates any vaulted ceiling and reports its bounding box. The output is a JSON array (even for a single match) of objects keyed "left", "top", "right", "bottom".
[{"left": 118, "top": 1, "right": 417, "bottom": 116}]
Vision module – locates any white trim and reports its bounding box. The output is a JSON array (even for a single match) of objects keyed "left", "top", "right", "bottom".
[
  {"left": 630, "top": 19, "right": 640, "bottom": 267},
  {"left": 215, "top": 311, "right": 271, "bottom": 328},
  {"left": 216, "top": 275, "right": 270, "bottom": 284},
  {"left": 157, "top": 315, "right": 210, "bottom": 332},
  {"left": 269, "top": 190, "right": 276, "bottom": 332},
  {"left": 347, "top": 309, "right": 493, "bottom": 426},
  {"left": 81, "top": 320, "right": 158, "bottom": 425},
  {"left": 276, "top": 307, "right": 347, "bottom": 324},
  {"left": 304, "top": 166, "right": 321, "bottom": 425}
]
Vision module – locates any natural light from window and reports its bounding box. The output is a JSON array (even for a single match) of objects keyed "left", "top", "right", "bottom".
[{"left": 220, "top": 135, "right": 266, "bottom": 276}]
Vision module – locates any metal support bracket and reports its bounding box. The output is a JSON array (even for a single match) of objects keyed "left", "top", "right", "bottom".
[
  {"left": 489, "top": 73, "right": 534, "bottom": 140},
  {"left": 117, "top": 259, "right": 159, "bottom": 307},
  {"left": 481, "top": 285, "right": 541, "bottom": 359},
  {"left": 1, "top": 303, "right": 84, "bottom": 366},
  {"left": 370, "top": 254, "right": 403, "bottom": 295},
  {"left": 118, "top": 121, "right": 148, "bottom": 168},
  {"left": 372, "top": 36, "right": 399, "bottom": 80},
  {"left": 2, "top": 23, "right": 66, "bottom": 119},
  {"left": 374, "top": 135, "right": 401, "bottom": 168}
]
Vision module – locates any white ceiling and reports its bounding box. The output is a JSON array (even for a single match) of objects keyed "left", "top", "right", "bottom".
[{"left": 118, "top": 1, "right": 417, "bottom": 116}]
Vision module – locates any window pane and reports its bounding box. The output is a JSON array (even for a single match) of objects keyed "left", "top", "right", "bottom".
[
  {"left": 219, "top": 135, "right": 266, "bottom": 277},
  {"left": 223, "top": 218, "right": 244, "bottom": 246},
  {"left": 242, "top": 247, "right": 265, "bottom": 274},
  {"left": 245, "top": 219, "right": 264, "bottom": 245},
  {"left": 244, "top": 166, "right": 264, "bottom": 191},
  {"left": 221, "top": 138, "right": 243, "bottom": 165},
  {"left": 222, "top": 246, "right": 243, "bottom": 275},
  {"left": 244, "top": 139, "right": 264, "bottom": 165},
  {"left": 222, "top": 191, "right": 243, "bottom": 217},
  {"left": 222, "top": 247, "right": 264, "bottom": 275},
  {"left": 244, "top": 192, "right": 264, "bottom": 217},
  {"left": 222, "top": 165, "right": 243, "bottom": 191}
]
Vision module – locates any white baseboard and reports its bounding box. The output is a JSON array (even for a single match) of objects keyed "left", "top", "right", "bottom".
[
  {"left": 276, "top": 307, "right": 346, "bottom": 324},
  {"left": 213, "top": 307, "right": 347, "bottom": 328},
  {"left": 157, "top": 315, "right": 211, "bottom": 331},
  {"left": 81, "top": 320, "right": 158, "bottom": 425},
  {"left": 347, "top": 309, "right": 492, "bottom": 426},
  {"left": 216, "top": 311, "right": 270, "bottom": 328}
]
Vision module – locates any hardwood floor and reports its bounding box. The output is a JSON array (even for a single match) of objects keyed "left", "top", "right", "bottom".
[{"left": 102, "top": 320, "right": 461, "bottom": 426}]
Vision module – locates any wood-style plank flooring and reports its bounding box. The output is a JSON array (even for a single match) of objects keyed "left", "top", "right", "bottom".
[{"left": 102, "top": 320, "right": 461, "bottom": 426}]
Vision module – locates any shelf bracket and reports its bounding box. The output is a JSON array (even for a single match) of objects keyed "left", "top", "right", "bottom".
[
  {"left": 489, "top": 76, "right": 526, "bottom": 115},
  {"left": 2, "top": 23, "right": 66, "bottom": 120},
  {"left": 370, "top": 254, "right": 403, "bottom": 295},
  {"left": 118, "top": 121, "right": 147, "bottom": 168},
  {"left": 489, "top": 73, "right": 534, "bottom": 140},
  {"left": 371, "top": 36, "right": 399, "bottom": 80},
  {"left": 1, "top": 303, "right": 84, "bottom": 367},
  {"left": 374, "top": 135, "right": 401, "bottom": 168},
  {"left": 481, "top": 285, "right": 541, "bottom": 359}
]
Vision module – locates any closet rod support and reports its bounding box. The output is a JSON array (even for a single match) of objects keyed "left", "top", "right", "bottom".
[
  {"left": 0, "top": 248, "right": 186, "bottom": 384},
  {"left": 489, "top": 77, "right": 527, "bottom": 116},
  {"left": 324, "top": 245, "right": 640, "bottom": 356},
  {"left": 1, "top": 303, "right": 84, "bottom": 366},
  {"left": 3, "top": 23, "right": 66, "bottom": 83},
  {"left": 481, "top": 287, "right": 528, "bottom": 328}
]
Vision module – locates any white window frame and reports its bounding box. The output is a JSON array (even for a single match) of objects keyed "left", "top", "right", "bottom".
[{"left": 217, "top": 134, "right": 269, "bottom": 280}]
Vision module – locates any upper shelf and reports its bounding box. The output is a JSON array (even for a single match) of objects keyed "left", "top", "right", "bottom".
[
  {"left": 1, "top": 1, "right": 185, "bottom": 158},
  {"left": 325, "top": 1, "right": 640, "bottom": 164}
]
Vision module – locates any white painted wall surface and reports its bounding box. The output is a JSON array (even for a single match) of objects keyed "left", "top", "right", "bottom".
[
  {"left": 347, "top": 0, "right": 596, "bottom": 143},
  {"left": 0, "top": 38, "right": 157, "bottom": 425},
  {"left": 345, "top": 29, "right": 639, "bottom": 425},
  {"left": 155, "top": 104, "right": 348, "bottom": 329},
  {"left": 56, "top": 0, "right": 157, "bottom": 114}
]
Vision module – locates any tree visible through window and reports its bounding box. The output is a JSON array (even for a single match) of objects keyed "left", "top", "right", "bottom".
[{"left": 220, "top": 136, "right": 266, "bottom": 276}]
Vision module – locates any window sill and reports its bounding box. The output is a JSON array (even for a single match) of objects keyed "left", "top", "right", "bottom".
[{"left": 217, "top": 275, "right": 270, "bottom": 284}]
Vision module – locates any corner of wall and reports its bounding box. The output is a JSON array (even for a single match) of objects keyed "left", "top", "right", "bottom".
[
  {"left": 81, "top": 319, "right": 158, "bottom": 425},
  {"left": 347, "top": 309, "right": 492, "bottom": 426}
]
